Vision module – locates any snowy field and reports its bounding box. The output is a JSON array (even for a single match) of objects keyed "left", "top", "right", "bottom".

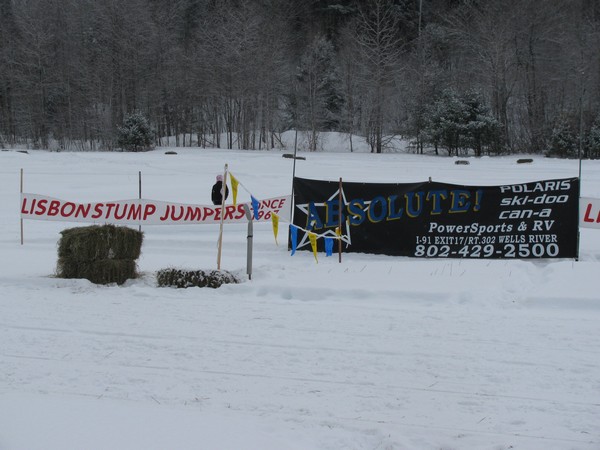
[{"left": 1, "top": 145, "right": 599, "bottom": 450}]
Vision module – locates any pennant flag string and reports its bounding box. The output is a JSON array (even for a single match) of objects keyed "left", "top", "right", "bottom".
[
  {"left": 228, "top": 169, "right": 350, "bottom": 248},
  {"left": 228, "top": 170, "right": 264, "bottom": 220},
  {"left": 286, "top": 223, "right": 346, "bottom": 241},
  {"left": 227, "top": 171, "right": 256, "bottom": 198}
]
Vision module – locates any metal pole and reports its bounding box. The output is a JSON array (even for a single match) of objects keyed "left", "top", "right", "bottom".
[
  {"left": 243, "top": 204, "right": 253, "bottom": 280},
  {"left": 338, "top": 177, "right": 342, "bottom": 263},
  {"left": 290, "top": 130, "right": 298, "bottom": 223},
  {"left": 217, "top": 164, "right": 228, "bottom": 270},
  {"left": 287, "top": 130, "right": 299, "bottom": 251},
  {"left": 579, "top": 68, "right": 584, "bottom": 182},
  {"left": 577, "top": 70, "right": 585, "bottom": 261}
]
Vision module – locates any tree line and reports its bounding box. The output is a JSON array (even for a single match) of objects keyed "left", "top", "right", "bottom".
[{"left": 1, "top": 0, "right": 599, "bottom": 156}]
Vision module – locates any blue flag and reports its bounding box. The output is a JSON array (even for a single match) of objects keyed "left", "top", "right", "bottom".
[
  {"left": 251, "top": 196, "right": 260, "bottom": 220},
  {"left": 324, "top": 237, "right": 334, "bottom": 256},
  {"left": 290, "top": 225, "right": 298, "bottom": 256}
]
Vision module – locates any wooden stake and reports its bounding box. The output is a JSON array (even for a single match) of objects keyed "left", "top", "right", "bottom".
[
  {"left": 138, "top": 171, "right": 142, "bottom": 233},
  {"left": 217, "top": 164, "right": 228, "bottom": 270}
]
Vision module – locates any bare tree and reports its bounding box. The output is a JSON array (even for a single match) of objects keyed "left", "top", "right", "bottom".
[
  {"left": 443, "top": 1, "right": 520, "bottom": 150},
  {"left": 295, "top": 35, "right": 343, "bottom": 151},
  {"left": 0, "top": 0, "right": 20, "bottom": 145},
  {"left": 352, "top": 0, "right": 404, "bottom": 153}
]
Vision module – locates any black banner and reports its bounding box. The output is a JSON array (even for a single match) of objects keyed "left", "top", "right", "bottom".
[{"left": 292, "top": 177, "right": 579, "bottom": 259}]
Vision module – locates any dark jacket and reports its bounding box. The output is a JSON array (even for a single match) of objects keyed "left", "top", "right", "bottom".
[{"left": 211, "top": 181, "right": 229, "bottom": 205}]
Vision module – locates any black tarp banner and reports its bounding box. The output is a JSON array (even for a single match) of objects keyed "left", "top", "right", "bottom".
[{"left": 292, "top": 177, "right": 579, "bottom": 259}]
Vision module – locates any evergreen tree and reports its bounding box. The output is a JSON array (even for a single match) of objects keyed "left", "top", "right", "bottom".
[
  {"left": 423, "top": 89, "right": 502, "bottom": 156},
  {"left": 117, "top": 112, "right": 155, "bottom": 152},
  {"left": 548, "top": 114, "right": 578, "bottom": 158},
  {"left": 462, "top": 90, "right": 503, "bottom": 156},
  {"left": 423, "top": 89, "right": 467, "bottom": 156},
  {"left": 587, "top": 113, "right": 600, "bottom": 159}
]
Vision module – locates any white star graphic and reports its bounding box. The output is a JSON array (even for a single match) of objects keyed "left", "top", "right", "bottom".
[{"left": 294, "top": 187, "right": 371, "bottom": 250}]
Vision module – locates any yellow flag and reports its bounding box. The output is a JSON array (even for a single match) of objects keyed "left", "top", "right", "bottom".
[
  {"left": 308, "top": 232, "right": 318, "bottom": 263},
  {"left": 271, "top": 213, "right": 279, "bottom": 245},
  {"left": 229, "top": 173, "right": 239, "bottom": 206}
]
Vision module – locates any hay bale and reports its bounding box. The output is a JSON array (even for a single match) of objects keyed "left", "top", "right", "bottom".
[
  {"left": 56, "top": 224, "right": 143, "bottom": 285},
  {"left": 455, "top": 160, "right": 470, "bottom": 165},
  {"left": 57, "top": 258, "right": 137, "bottom": 285},
  {"left": 517, "top": 158, "right": 533, "bottom": 164},
  {"left": 58, "top": 224, "right": 143, "bottom": 262},
  {"left": 157, "top": 268, "right": 239, "bottom": 289}
]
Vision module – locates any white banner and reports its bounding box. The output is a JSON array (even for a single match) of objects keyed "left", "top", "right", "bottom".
[
  {"left": 580, "top": 197, "right": 600, "bottom": 229},
  {"left": 20, "top": 193, "right": 291, "bottom": 226}
]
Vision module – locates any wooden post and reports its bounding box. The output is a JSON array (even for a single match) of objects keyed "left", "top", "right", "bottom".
[
  {"left": 138, "top": 171, "right": 142, "bottom": 233},
  {"left": 20, "top": 168, "right": 23, "bottom": 245},
  {"left": 217, "top": 164, "right": 228, "bottom": 270},
  {"left": 338, "top": 177, "right": 342, "bottom": 263}
]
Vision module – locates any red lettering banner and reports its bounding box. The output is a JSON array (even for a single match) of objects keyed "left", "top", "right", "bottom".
[
  {"left": 580, "top": 197, "right": 600, "bottom": 229},
  {"left": 20, "top": 194, "right": 291, "bottom": 225}
]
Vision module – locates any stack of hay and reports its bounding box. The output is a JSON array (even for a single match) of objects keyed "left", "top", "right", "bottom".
[{"left": 57, "top": 224, "right": 143, "bottom": 285}]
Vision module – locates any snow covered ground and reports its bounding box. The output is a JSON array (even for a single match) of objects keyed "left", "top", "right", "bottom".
[{"left": 1, "top": 145, "right": 599, "bottom": 450}]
